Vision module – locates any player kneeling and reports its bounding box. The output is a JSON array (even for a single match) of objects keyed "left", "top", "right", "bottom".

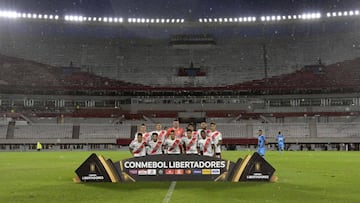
[
  {"left": 163, "top": 130, "right": 182, "bottom": 154},
  {"left": 197, "top": 130, "right": 215, "bottom": 157},
  {"left": 146, "top": 133, "right": 163, "bottom": 155},
  {"left": 181, "top": 128, "right": 198, "bottom": 155},
  {"left": 129, "top": 133, "right": 146, "bottom": 157}
]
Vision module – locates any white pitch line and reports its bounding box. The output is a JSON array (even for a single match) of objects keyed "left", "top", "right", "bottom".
[{"left": 162, "top": 181, "right": 177, "bottom": 203}]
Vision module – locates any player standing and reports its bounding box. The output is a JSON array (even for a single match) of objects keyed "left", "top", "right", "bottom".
[
  {"left": 197, "top": 130, "right": 215, "bottom": 157},
  {"left": 181, "top": 128, "right": 198, "bottom": 154},
  {"left": 151, "top": 123, "right": 167, "bottom": 143},
  {"left": 197, "top": 121, "right": 210, "bottom": 140},
  {"left": 134, "top": 123, "right": 151, "bottom": 143},
  {"left": 209, "top": 122, "right": 223, "bottom": 159},
  {"left": 129, "top": 133, "right": 146, "bottom": 157},
  {"left": 163, "top": 130, "right": 182, "bottom": 154},
  {"left": 146, "top": 133, "right": 163, "bottom": 155},
  {"left": 257, "top": 130, "right": 266, "bottom": 158},
  {"left": 185, "top": 123, "right": 198, "bottom": 138},
  {"left": 166, "top": 119, "right": 184, "bottom": 139},
  {"left": 276, "top": 131, "right": 285, "bottom": 153}
]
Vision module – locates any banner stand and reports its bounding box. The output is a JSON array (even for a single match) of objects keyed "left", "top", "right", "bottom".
[{"left": 74, "top": 152, "right": 277, "bottom": 182}]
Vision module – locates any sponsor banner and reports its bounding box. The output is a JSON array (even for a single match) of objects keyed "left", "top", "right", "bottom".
[
  {"left": 147, "top": 169, "right": 157, "bottom": 176},
  {"left": 120, "top": 154, "right": 231, "bottom": 181},
  {"left": 75, "top": 153, "right": 276, "bottom": 182},
  {"left": 175, "top": 169, "right": 184, "bottom": 175},
  {"left": 202, "top": 169, "right": 211, "bottom": 175},
  {"left": 211, "top": 169, "right": 221, "bottom": 175}
]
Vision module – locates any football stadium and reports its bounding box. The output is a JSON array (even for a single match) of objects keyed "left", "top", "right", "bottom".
[{"left": 1, "top": 0, "right": 360, "bottom": 202}]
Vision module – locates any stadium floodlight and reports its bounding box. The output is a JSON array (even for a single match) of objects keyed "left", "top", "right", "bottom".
[
  {"left": 151, "top": 18, "right": 155, "bottom": 23},
  {"left": 349, "top": 11, "right": 354, "bottom": 16},
  {"left": 119, "top": 17, "right": 123, "bottom": 23},
  {"left": 224, "top": 18, "right": 228, "bottom": 22},
  {"left": 92, "top": 17, "right": 97, "bottom": 21},
  {"left": 237, "top": 17, "right": 242, "bottom": 22},
  {"left": 128, "top": 18, "right": 132, "bottom": 23},
  {"left": 199, "top": 18, "right": 202, "bottom": 22},
  {"left": 252, "top": 17, "right": 257, "bottom": 22},
  {"left": 326, "top": 12, "right": 331, "bottom": 17},
  {"left": 161, "top": 18, "right": 165, "bottom": 23},
  {"left": 156, "top": 18, "right": 160, "bottom": 23},
  {"left": 344, "top": 11, "right": 348, "bottom": 16},
  {"left": 87, "top": 17, "right": 92, "bottom": 21},
  {"left": 21, "top": 13, "right": 26, "bottom": 18},
  {"left": 229, "top": 17, "right": 233, "bottom": 22},
  {"left": 355, "top": 10, "right": 359, "bottom": 15},
  {"left": 98, "top": 17, "right": 102, "bottom": 22},
  {"left": 271, "top": 16, "right": 276, "bottom": 21},
  {"left": 69, "top": 15, "right": 74, "bottom": 21},
  {"left": 49, "top": 15, "right": 53, "bottom": 19},
  {"left": 338, "top": 11, "right": 343, "bottom": 16},
  {"left": 16, "top": 13, "right": 22, "bottom": 18},
  {"left": 208, "top": 18, "right": 212, "bottom": 22},
  {"left": 293, "top": 15, "right": 297, "bottom": 19},
  {"left": 166, "top": 18, "right": 170, "bottom": 23},
  {"left": 65, "top": 15, "right": 70, "bottom": 21},
  {"left": 332, "top": 12, "right": 337, "bottom": 17},
  {"left": 0, "top": 11, "right": 18, "bottom": 18},
  {"left": 203, "top": 18, "right": 207, "bottom": 23},
  {"left": 38, "top": 14, "right": 42, "bottom": 19},
  {"left": 243, "top": 17, "right": 248, "bottom": 22},
  {"left": 44, "top": 14, "right": 48, "bottom": 19},
  {"left": 145, "top": 18, "right": 149, "bottom": 23},
  {"left": 180, "top": 19, "right": 184, "bottom": 23},
  {"left": 276, "top": 16, "right": 281, "bottom": 20},
  {"left": 141, "top": 18, "right": 145, "bottom": 23},
  {"left": 27, "top": 13, "right": 32, "bottom": 18},
  {"left": 287, "top": 15, "right": 292, "bottom": 19},
  {"left": 171, "top": 18, "right": 175, "bottom": 23},
  {"left": 103, "top": 17, "right": 108, "bottom": 22},
  {"left": 109, "top": 17, "right": 113, "bottom": 22},
  {"left": 55, "top": 15, "right": 59, "bottom": 20},
  {"left": 282, "top": 16, "right": 286, "bottom": 20},
  {"left": 233, "top": 17, "right": 237, "bottom": 22},
  {"left": 176, "top": 18, "right": 180, "bottom": 23}
]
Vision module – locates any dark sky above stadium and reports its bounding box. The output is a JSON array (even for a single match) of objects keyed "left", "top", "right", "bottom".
[{"left": 1, "top": 0, "right": 360, "bottom": 19}]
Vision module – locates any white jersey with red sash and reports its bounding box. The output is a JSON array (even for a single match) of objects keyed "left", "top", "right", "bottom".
[
  {"left": 198, "top": 136, "right": 214, "bottom": 157},
  {"left": 164, "top": 138, "right": 182, "bottom": 154},
  {"left": 197, "top": 129, "right": 211, "bottom": 140},
  {"left": 181, "top": 136, "right": 198, "bottom": 154},
  {"left": 134, "top": 132, "right": 151, "bottom": 143},
  {"left": 129, "top": 140, "right": 146, "bottom": 157},
  {"left": 147, "top": 139, "right": 163, "bottom": 155},
  {"left": 209, "top": 130, "right": 222, "bottom": 154},
  {"left": 151, "top": 130, "right": 167, "bottom": 143}
]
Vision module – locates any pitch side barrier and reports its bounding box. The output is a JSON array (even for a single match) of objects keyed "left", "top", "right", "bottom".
[{"left": 73, "top": 152, "right": 277, "bottom": 182}]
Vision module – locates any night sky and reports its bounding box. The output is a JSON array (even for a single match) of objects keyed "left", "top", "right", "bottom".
[{"left": 0, "top": 0, "right": 360, "bottom": 19}]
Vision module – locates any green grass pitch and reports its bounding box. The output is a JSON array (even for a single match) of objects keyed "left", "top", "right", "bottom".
[{"left": 0, "top": 150, "right": 359, "bottom": 203}]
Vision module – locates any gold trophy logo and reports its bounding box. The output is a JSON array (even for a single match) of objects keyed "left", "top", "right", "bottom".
[
  {"left": 90, "top": 163, "right": 96, "bottom": 173},
  {"left": 255, "top": 162, "right": 261, "bottom": 172}
]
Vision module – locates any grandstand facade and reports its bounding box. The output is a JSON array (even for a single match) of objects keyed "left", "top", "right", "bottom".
[{"left": 1, "top": 11, "right": 360, "bottom": 151}]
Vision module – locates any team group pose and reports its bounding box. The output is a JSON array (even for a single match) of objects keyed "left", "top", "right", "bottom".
[{"left": 129, "top": 120, "right": 223, "bottom": 158}]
